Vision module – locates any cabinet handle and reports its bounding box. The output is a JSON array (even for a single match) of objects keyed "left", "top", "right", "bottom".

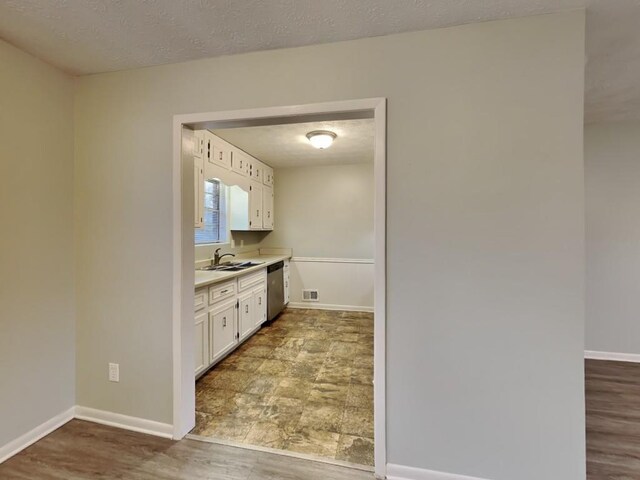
[
  {"left": 223, "top": 317, "right": 227, "bottom": 327},
  {"left": 220, "top": 289, "right": 228, "bottom": 294},
  {"left": 258, "top": 298, "right": 262, "bottom": 305},
  {"left": 245, "top": 305, "right": 249, "bottom": 314},
  {"left": 256, "top": 210, "right": 259, "bottom": 217}
]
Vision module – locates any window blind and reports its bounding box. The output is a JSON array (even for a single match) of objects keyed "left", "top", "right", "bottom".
[{"left": 195, "top": 180, "right": 221, "bottom": 244}]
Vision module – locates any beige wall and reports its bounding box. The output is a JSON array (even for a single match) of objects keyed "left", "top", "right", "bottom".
[
  {"left": 586, "top": 121, "right": 640, "bottom": 355},
  {"left": 262, "top": 163, "right": 374, "bottom": 258},
  {"left": 74, "top": 11, "right": 585, "bottom": 479},
  {"left": 0, "top": 39, "right": 75, "bottom": 446}
]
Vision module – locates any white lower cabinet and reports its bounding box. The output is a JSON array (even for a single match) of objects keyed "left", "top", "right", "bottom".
[
  {"left": 209, "top": 299, "right": 238, "bottom": 363},
  {"left": 254, "top": 285, "right": 267, "bottom": 327},
  {"left": 284, "top": 259, "right": 290, "bottom": 305},
  {"left": 195, "top": 266, "right": 269, "bottom": 378},
  {"left": 194, "top": 309, "right": 208, "bottom": 376},
  {"left": 238, "top": 290, "right": 254, "bottom": 341}
]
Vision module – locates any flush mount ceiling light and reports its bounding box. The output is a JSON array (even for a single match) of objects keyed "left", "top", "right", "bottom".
[{"left": 306, "top": 130, "right": 337, "bottom": 149}]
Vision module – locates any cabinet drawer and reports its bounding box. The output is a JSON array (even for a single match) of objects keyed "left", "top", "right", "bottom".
[
  {"left": 195, "top": 289, "right": 208, "bottom": 312},
  {"left": 238, "top": 269, "right": 266, "bottom": 292},
  {"left": 209, "top": 280, "right": 236, "bottom": 305}
]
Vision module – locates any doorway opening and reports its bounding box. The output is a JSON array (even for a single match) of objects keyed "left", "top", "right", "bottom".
[{"left": 172, "top": 99, "right": 386, "bottom": 477}]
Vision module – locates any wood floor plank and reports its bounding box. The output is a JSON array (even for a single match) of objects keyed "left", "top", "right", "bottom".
[
  {"left": 0, "top": 420, "right": 373, "bottom": 479},
  {"left": 586, "top": 359, "right": 640, "bottom": 480}
]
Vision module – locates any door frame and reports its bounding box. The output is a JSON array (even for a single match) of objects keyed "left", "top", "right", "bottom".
[{"left": 172, "top": 98, "right": 387, "bottom": 477}]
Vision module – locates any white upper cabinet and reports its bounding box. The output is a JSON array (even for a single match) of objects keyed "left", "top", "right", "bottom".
[
  {"left": 263, "top": 165, "right": 274, "bottom": 187},
  {"left": 194, "top": 157, "right": 204, "bottom": 228},
  {"left": 249, "top": 181, "right": 263, "bottom": 230},
  {"left": 195, "top": 130, "right": 274, "bottom": 232},
  {"left": 204, "top": 131, "right": 232, "bottom": 180},
  {"left": 251, "top": 159, "right": 264, "bottom": 183},
  {"left": 263, "top": 185, "right": 274, "bottom": 230},
  {"left": 231, "top": 150, "right": 250, "bottom": 177},
  {"left": 193, "top": 130, "right": 204, "bottom": 159}
]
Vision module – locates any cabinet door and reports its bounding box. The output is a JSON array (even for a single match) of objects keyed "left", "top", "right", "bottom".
[
  {"left": 263, "top": 165, "right": 274, "bottom": 187},
  {"left": 194, "top": 159, "right": 204, "bottom": 228},
  {"left": 284, "top": 260, "right": 290, "bottom": 305},
  {"left": 249, "top": 182, "right": 263, "bottom": 230},
  {"left": 195, "top": 310, "right": 208, "bottom": 376},
  {"left": 262, "top": 186, "right": 274, "bottom": 230},
  {"left": 231, "top": 150, "right": 250, "bottom": 177},
  {"left": 211, "top": 142, "right": 231, "bottom": 170},
  {"left": 254, "top": 285, "right": 267, "bottom": 327},
  {"left": 210, "top": 300, "right": 237, "bottom": 363},
  {"left": 252, "top": 159, "right": 264, "bottom": 183},
  {"left": 238, "top": 291, "right": 255, "bottom": 341},
  {"left": 193, "top": 130, "right": 204, "bottom": 159}
]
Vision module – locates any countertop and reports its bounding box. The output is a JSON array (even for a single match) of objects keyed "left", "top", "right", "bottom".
[{"left": 194, "top": 254, "right": 290, "bottom": 290}]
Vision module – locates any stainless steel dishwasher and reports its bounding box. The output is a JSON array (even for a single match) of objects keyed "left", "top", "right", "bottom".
[{"left": 267, "top": 261, "right": 285, "bottom": 321}]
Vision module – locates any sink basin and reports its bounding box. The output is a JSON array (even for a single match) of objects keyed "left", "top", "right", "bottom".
[{"left": 198, "top": 261, "right": 263, "bottom": 272}]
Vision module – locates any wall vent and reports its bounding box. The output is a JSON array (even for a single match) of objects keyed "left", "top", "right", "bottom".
[{"left": 302, "top": 289, "right": 319, "bottom": 302}]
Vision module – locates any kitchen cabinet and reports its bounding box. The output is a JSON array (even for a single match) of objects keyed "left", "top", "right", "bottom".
[
  {"left": 204, "top": 132, "right": 232, "bottom": 179},
  {"left": 263, "top": 186, "right": 274, "bottom": 230},
  {"left": 195, "top": 130, "right": 275, "bottom": 232},
  {"left": 250, "top": 182, "right": 263, "bottom": 230},
  {"left": 194, "top": 157, "right": 204, "bottom": 228},
  {"left": 251, "top": 159, "right": 264, "bottom": 183},
  {"left": 231, "top": 150, "right": 250, "bottom": 177},
  {"left": 284, "top": 259, "right": 290, "bottom": 305},
  {"left": 209, "top": 298, "right": 237, "bottom": 363},
  {"left": 238, "top": 290, "right": 254, "bottom": 341},
  {"left": 193, "top": 130, "right": 204, "bottom": 159},
  {"left": 254, "top": 285, "right": 267, "bottom": 326},
  {"left": 195, "top": 267, "right": 269, "bottom": 378},
  {"left": 194, "top": 310, "right": 208, "bottom": 376},
  {"left": 263, "top": 165, "right": 274, "bottom": 187}
]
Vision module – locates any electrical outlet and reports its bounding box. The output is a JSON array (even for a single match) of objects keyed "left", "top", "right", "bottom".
[{"left": 109, "top": 363, "right": 119, "bottom": 382}]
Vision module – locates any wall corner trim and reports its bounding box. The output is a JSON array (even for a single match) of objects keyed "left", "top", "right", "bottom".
[
  {"left": 386, "top": 464, "right": 492, "bottom": 480},
  {"left": 74, "top": 406, "right": 173, "bottom": 439},
  {"left": 0, "top": 406, "right": 75, "bottom": 464},
  {"left": 585, "top": 350, "right": 640, "bottom": 363}
]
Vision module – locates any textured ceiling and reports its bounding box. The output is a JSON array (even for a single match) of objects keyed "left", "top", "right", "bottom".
[
  {"left": 0, "top": 1, "right": 639, "bottom": 122},
  {"left": 213, "top": 119, "right": 374, "bottom": 168}
]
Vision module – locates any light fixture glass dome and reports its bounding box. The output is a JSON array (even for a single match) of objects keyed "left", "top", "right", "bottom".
[{"left": 306, "top": 130, "right": 336, "bottom": 149}]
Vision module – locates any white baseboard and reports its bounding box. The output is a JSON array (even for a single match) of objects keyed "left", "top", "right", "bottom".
[
  {"left": 74, "top": 406, "right": 173, "bottom": 439},
  {"left": 584, "top": 350, "right": 640, "bottom": 363},
  {"left": 287, "top": 302, "right": 373, "bottom": 313},
  {"left": 0, "top": 406, "right": 75, "bottom": 464},
  {"left": 386, "top": 464, "right": 490, "bottom": 480}
]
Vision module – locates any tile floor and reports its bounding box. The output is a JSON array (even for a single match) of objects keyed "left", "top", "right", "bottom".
[{"left": 192, "top": 308, "right": 374, "bottom": 466}]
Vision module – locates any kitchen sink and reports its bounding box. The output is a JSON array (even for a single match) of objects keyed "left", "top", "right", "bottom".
[{"left": 198, "top": 261, "right": 263, "bottom": 272}]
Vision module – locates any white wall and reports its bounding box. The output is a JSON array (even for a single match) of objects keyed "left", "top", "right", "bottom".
[
  {"left": 262, "top": 163, "right": 374, "bottom": 310},
  {"left": 263, "top": 163, "right": 374, "bottom": 258},
  {"left": 586, "top": 121, "right": 640, "bottom": 355},
  {"left": 74, "top": 12, "right": 585, "bottom": 480},
  {"left": 0, "top": 40, "right": 75, "bottom": 447}
]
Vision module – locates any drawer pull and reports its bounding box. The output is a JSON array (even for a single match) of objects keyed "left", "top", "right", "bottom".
[
  {"left": 220, "top": 289, "right": 228, "bottom": 294},
  {"left": 245, "top": 305, "right": 249, "bottom": 314},
  {"left": 223, "top": 317, "right": 227, "bottom": 327}
]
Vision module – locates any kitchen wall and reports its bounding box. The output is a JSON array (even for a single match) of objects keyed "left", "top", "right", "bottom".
[
  {"left": 586, "top": 121, "right": 640, "bottom": 356},
  {"left": 263, "top": 163, "right": 374, "bottom": 258},
  {"left": 0, "top": 39, "right": 75, "bottom": 450},
  {"left": 262, "top": 163, "right": 374, "bottom": 310},
  {"left": 74, "top": 11, "right": 585, "bottom": 480}
]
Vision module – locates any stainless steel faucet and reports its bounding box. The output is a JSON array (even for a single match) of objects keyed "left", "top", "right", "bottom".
[{"left": 213, "top": 248, "right": 235, "bottom": 266}]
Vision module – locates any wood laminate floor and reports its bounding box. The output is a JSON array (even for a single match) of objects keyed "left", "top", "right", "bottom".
[
  {"left": 192, "top": 308, "right": 374, "bottom": 466},
  {"left": 586, "top": 359, "right": 640, "bottom": 479},
  {"left": 0, "top": 420, "right": 373, "bottom": 479}
]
